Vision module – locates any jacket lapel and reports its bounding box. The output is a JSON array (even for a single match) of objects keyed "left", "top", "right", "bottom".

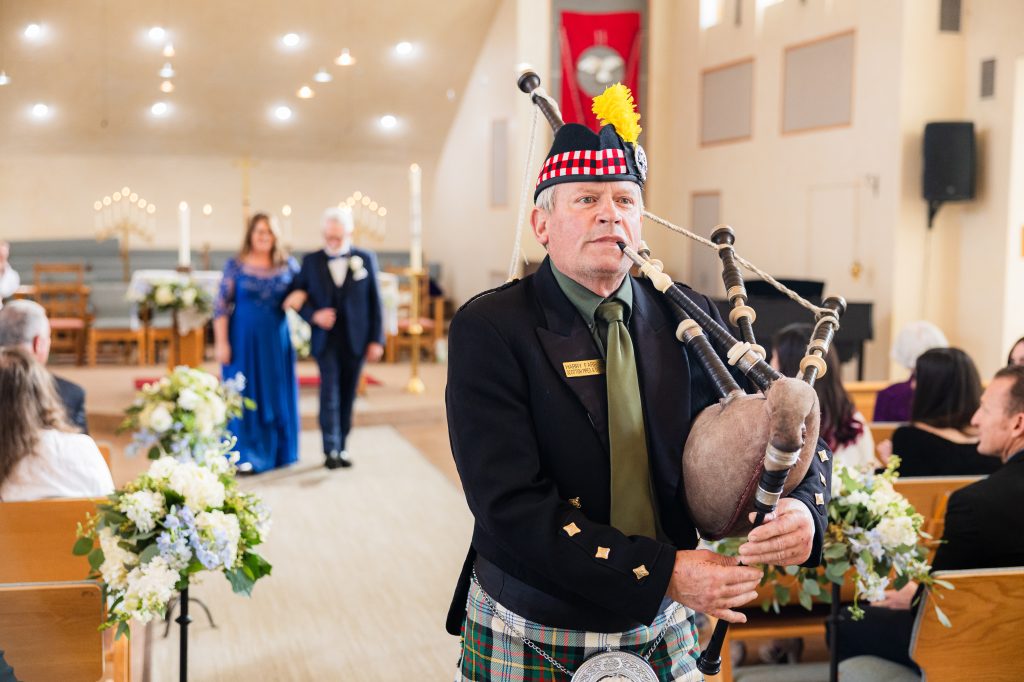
[{"left": 533, "top": 259, "right": 609, "bottom": 448}]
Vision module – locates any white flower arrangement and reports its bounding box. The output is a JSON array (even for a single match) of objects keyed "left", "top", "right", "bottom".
[
  {"left": 128, "top": 279, "right": 213, "bottom": 316},
  {"left": 74, "top": 442, "right": 272, "bottom": 637},
  {"left": 713, "top": 457, "right": 952, "bottom": 624},
  {"left": 120, "top": 366, "right": 254, "bottom": 463}
]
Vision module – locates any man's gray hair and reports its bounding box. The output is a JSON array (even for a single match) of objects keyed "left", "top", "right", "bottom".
[
  {"left": 322, "top": 206, "right": 354, "bottom": 231},
  {"left": 534, "top": 184, "right": 644, "bottom": 213},
  {"left": 0, "top": 299, "right": 48, "bottom": 347}
]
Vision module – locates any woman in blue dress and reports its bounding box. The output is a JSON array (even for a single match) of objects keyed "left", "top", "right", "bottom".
[{"left": 213, "top": 213, "right": 300, "bottom": 473}]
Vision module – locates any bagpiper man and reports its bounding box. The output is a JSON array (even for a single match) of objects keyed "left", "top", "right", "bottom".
[{"left": 445, "top": 85, "right": 832, "bottom": 680}]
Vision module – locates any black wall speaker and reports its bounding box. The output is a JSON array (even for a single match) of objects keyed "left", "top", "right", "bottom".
[{"left": 923, "top": 121, "right": 976, "bottom": 226}]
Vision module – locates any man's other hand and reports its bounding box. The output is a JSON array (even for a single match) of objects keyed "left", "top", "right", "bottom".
[
  {"left": 366, "top": 342, "right": 384, "bottom": 363},
  {"left": 738, "top": 498, "right": 815, "bottom": 567},
  {"left": 312, "top": 308, "right": 337, "bottom": 330},
  {"left": 666, "top": 550, "right": 762, "bottom": 623}
]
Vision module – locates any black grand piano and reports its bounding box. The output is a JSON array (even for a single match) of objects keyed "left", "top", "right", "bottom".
[{"left": 712, "top": 279, "right": 874, "bottom": 380}]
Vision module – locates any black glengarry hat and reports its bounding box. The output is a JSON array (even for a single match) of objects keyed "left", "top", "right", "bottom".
[{"left": 534, "top": 83, "right": 647, "bottom": 200}]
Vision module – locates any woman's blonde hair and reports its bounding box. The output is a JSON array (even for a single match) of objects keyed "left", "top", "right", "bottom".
[
  {"left": 239, "top": 212, "right": 289, "bottom": 267},
  {"left": 0, "top": 346, "right": 73, "bottom": 490}
]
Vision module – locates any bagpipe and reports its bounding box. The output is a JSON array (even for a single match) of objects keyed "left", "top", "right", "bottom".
[{"left": 515, "top": 67, "right": 845, "bottom": 676}]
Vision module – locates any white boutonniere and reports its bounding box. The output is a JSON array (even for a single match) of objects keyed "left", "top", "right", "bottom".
[{"left": 350, "top": 255, "right": 368, "bottom": 281}]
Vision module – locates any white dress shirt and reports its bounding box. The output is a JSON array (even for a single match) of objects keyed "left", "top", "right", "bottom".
[
  {"left": 0, "top": 430, "right": 115, "bottom": 501},
  {"left": 0, "top": 265, "right": 20, "bottom": 299},
  {"left": 327, "top": 255, "right": 349, "bottom": 288}
]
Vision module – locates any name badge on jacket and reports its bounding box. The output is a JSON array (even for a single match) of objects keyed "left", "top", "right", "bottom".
[{"left": 563, "top": 359, "right": 604, "bottom": 378}]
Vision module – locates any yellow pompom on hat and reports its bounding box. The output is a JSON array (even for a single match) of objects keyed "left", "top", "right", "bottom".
[
  {"left": 591, "top": 83, "right": 642, "bottom": 144},
  {"left": 534, "top": 83, "right": 648, "bottom": 200}
]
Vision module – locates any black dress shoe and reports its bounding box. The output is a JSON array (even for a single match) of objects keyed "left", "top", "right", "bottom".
[
  {"left": 336, "top": 450, "right": 353, "bottom": 468},
  {"left": 324, "top": 452, "right": 341, "bottom": 470}
]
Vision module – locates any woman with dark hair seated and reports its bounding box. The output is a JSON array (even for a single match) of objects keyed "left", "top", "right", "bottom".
[
  {"left": 772, "top": 323, "right": 876, "bottom": 471},
  {"left": 878, "top": 347, "right": 1000, "bottom": 477}
]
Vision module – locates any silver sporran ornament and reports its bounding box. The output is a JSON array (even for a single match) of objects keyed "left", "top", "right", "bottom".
[{"left": 571, "top": 650, "right": 659, "bottom": 682}]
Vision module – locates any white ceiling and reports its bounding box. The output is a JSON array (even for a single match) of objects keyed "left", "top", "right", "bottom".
[{"left": 0, "top": 0, "right": 501, "bottom": 161}]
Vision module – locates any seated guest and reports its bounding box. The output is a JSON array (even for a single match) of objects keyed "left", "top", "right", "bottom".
[
  {"left": 873, "top": 321, "right": 948, "bottom": 422},
  {"left": 878, "top": 348, "right": 1000, "bottom": 477},
  {"left": 0, "top": 240, "right": 19, "bottom": 300},
  {"left": 0, "top": 300, "right": 88, "bottom": 433},
  {"left": 1008, "top": 336, "right": 1024, "bottom": 366},
  {"left": 773, "top": 323, "right": 876, "bottom": 470},
  {"left": 836, "top": 364, "right": 1024, "bottom": 677},
  {"left": 0, "top": 347, "right": 113, "bottom": 502}
]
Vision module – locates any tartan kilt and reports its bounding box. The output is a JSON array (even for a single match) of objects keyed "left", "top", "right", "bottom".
[{"left": 455, "top": 579, "right": 703, "bottom": 681}]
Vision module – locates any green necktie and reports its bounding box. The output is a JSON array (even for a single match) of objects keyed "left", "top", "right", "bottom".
[{"left": 596, "top": 300, "right": 657, "bottom": 538}]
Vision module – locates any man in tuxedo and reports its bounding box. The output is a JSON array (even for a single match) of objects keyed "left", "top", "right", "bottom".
[
  {"left": 837, "top": 364, "right": 1024, "bottom": 676},
  {"left": 446, "top": 116, "right": 830, "bottom": 678},
  {"left": 289, "top": 207, "right": 384, "bottom": 470},
  {"left": 0, "top": 299, "right": 88, "bottom": 433}
]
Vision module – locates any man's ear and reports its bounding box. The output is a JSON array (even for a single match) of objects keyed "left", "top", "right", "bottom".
[
  {"left": 531, "top": 207, "right": 550, "bottom": 247},
  {"left": 1013, "top": 411, "right": 1024, "bottom": 438}
]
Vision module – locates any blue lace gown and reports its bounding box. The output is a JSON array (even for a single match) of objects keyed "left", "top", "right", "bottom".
[{"left": 215, "top": 257, "right": 300, "bottom": 472}]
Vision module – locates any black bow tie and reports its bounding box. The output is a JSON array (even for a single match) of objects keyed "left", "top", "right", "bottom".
[{"left": 327, "top": 252, "right": 351, "bottom": 261}]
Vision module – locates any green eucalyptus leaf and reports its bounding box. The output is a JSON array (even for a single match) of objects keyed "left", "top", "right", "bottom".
[
  {"left": 72, "top": 536, "right": 94, "bottom": 556},
  {"left": 138, "top": 543, "right": 161, "bottom": 564},
  {"left": 88, "top": 548, "right": 105, "bottom": 571},
  {"left": 934, "top": 604, "right": 951, "bottom": 628}
]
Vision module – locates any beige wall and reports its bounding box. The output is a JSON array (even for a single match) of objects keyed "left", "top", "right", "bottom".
[
  {"left": 0, "top": 153, "right": 422, "bottom": 256},
  {"left": 958, "top": 0, "right": 1024, "bottom": 378}
]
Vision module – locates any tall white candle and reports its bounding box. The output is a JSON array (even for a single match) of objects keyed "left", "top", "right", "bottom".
[
  {"left": 409, "top": 163, "right": 423, "bottom": 271},
  {"left": 178, "top": 201, "right": 191, "bottom": 269}
]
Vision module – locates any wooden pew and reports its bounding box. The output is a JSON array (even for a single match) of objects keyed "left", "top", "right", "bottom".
[
  {"left": 0, "top": 498, "right": 102, "bottom": 583},
  {"left": 869, "top": 421, "right": 903, "bottom": 446},
  {"left": 893, "top": 476, "right": 982, "bottom": 532},
  {"left": 911, "top": 567, "right": 1024, "bottom": 681},
  {"left": 0, "top": 581, "right": 105, "bottom": 682},
  {"left": 97, "top": 440, "right": 114, "bottom": 472},
  {"left": 0, "top": 499, "right": 132, "bottom": 681}
]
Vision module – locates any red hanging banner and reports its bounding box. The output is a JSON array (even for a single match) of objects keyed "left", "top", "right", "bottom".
[{"left": 559, "top": 11, "right": 643, "bottom": 132}]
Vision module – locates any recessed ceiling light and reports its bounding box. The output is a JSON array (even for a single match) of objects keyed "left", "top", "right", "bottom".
[
  {"left": 159, "top": 62, "right": 175, "bottom": 78},
  {"left": 335, "top": 48, "right": 355, "bottom": 66},
  {"left": 297, "top": 85, "right": 314, "bottom": 99},
  {"left": 148, "top": 26, "right": 166, "bottom": 42},
  {"left": 379, "top": 114, "right": 397, "bottom": 129},
  {"left": 0, "top": 72, "right": 10, "bottom": 87},
  {"left": 314, "top": 68, "right": 332, "bottom": 83},
  {"left": 281, "top": 33, "right": 301, "bottom": 48},
  {"left": 274, "top": 105, "right": 293, "bottom": 121},
  {"left": 24, "top": 23, "right": 43, "bottom": 40},
  {"left": 31, "top": 103, "right": 50, "bottom": 119},
  {"left": 160, "top": 80, "right": 175, "bottom": 93},
  {"left": 395, "top": 41, "right": 413, "bottom": 56},
  {"left": 281, "top": 205, "right": 293, "bottom": 217},
  {"left": 150, "top": 101, "right": 170, "bottom": 117},
  {"left": 163, "top": 43, "right": 175, "bottom": 58}
]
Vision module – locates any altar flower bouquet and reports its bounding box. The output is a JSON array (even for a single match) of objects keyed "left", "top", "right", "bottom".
[
  {"left": 73, "top": 442, "right": 272, "bottom": 638},
  {"left": 713, "top": 457, "right": 951, "bottom": 624},
  {"left": 120, "top": 366, "right": 254, "bottom": 463},
  {"left": 129, "top": 278, "right": 213, "bottom": 316}
]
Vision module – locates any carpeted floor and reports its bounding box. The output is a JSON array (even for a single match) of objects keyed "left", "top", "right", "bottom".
[{"left": 146, "top": 426, "right": 471, "bottom": 681}]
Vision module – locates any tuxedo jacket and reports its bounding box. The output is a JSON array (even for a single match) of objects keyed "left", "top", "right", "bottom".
[
  {"left": 291, "top": 247, "right": 385, "bottom": 358},
  {"left": 445, "top": 258, "right": 830, "bottom": 634},
  {"left": 54, "top": 374, "right": 88, "bottom": 434},
  {"left": 932, "top": 451, "right": 1024, "bottom": 571}
]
